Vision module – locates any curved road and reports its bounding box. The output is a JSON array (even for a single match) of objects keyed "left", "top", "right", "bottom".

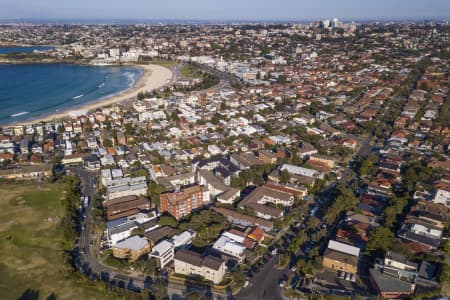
[{"left": 68, "top": 166, "right": 150, "bottom": 291}]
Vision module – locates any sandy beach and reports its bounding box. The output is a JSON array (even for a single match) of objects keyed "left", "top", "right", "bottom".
[{"left": 20, "top": 63, "right": 173, "bottom": 125}]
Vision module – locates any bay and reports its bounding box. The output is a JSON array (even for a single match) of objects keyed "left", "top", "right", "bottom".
[{"left": 0, "top": 62, "right": 142, "bottom": 125}]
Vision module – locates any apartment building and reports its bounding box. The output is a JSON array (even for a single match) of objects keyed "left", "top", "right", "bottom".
[{"left": 160, "top": 185, "right": 210, "bottom": 220}]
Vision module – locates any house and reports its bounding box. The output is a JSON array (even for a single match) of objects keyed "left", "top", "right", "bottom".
[
  {"left": 84, "top": 156, "right": 101, "bottom": 170},
  {"left": 322, "top": 240, "right": 360, "bottom": 274},
  {"left": 105, "top": 176, "right": 148, "bottom": 201},
  {"left": 144, "top": 226, "right": 177, "bottom": 247},
  {"left": 212, "top": 231, "right": 247, "bottom": 261},
  {"left": 117, "top": 131, "right": 127, "bottom": 145},
  {"left": 280, "top": 163, "right": 322, "bottom": 179},
  {"left": 247, "top": 227, "right": 265, "bottom": 244},
  {"left": 0, "top": 164, "right": 52, "bottom": 180},
  {"left": 238, "top": 186, "right": 293, "bottom": 220},
  {"left": 147, "top": 229, "right": 196, "bottom": 269},
  {"left": 432, "top": 188, "right": 450, "bottom": 206},
  {"left": 174, "top": 249, "right": 226, "bottom": 285},
  {"left": 370, "top": 250, "right": 439, "bottom": 296},
  {"left": 230, "top": 152, "right": 264, "bottom": 170},
  {"left": 258, "top": 149, "right": 278, "bottom": 164},
  {"left": 103, "top": 195, "right": 151, "bottom": 221},
  {"left": 198, "top": 170, "right": 229, "bottom": 199},
  {"left": 212, "top": 207, "right": 274, "bottom": 232},
  {"left": 61, "top": 153, "right": 86, "bottom": 165},
  {"left": 342, "top": 138, "right": 357, "bottom": 149},
  {"left": 106, "top": 213, "right": 151, "bottom": 246},
  {"left": 263, "top": 182, "right": 308, "bottom": 200},
  {"left": 112, "top": 236, "right": 150, "bottom": 261},
  {"left": 297, "top": 142, "right": 318, "bottom": 159},
  {"left": 308, "top": 154, "right": 336, "bottom": 168},
  {"left": 156, "top": 172, "right": 196, "bottom": 191},
  {"left": 397, "top": 201, "right": 447, "bottom": 252},
  {"left": 216, "top": 187, "right": 241, "bottom": 204},
  {"left": 149, "top": 240, "right": 174, "bottom": 268},
  {"left": 370, "top": 268, "right": 415, "bottom": 299},
  {"left": 160, "top": 185, "right": 210, "bottom": 221}
]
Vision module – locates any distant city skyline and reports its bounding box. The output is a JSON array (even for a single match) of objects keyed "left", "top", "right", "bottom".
[{"left": 1, "top": 0, "right": 449, "bottom": 21}]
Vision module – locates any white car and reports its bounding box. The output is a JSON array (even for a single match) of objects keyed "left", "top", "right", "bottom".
[{"left": 244, "top": 280, "right": 250, "bottom": 288}]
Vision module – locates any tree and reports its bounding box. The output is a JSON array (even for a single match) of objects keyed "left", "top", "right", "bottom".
[
  {"left": 124, "top": 123, "right": 134, "bottom": 135},
  {"left": 365, "top": 227, "right": 394, "bottom": 258},
  {"left": 186, "top": 292, "right": 207, "bottom": 300},
  {"left": 231, "top": 267, "right": 246, "bottom": 288},
  {"left": 324, "top": 185, "right": 357, "bottom": 225},
  {"left": 158, "top": 215, "right": 177, "bottom": 228},
  {"left": 131, "top": 227, "right": 145, "bottom": 236},
  {"left": 306, "top": 216, "right": 320, "bottom": 231},
  {"left": 170, "top": 110, "right": 180, "bottom": 122},
  {"left": 358, "top": 154, "right": 377, "bottom": 177},
  {"left": 102, "top": 139, "right": 113, "bottom": 147},
  {"left": 148, "top": 180, "right": 165, "bottom": 207},
  {"left": 279, "top": 169, "right": 291, "bottom": 184}
]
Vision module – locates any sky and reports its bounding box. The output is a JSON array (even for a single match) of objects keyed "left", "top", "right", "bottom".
[{"left": 0, "top": 0, "right": 449, "bottom": 21}]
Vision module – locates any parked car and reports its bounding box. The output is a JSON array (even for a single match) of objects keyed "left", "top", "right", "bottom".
[
  {"left": 339, "top": 272, "right": 345, "bottom": 280},
  {"left": 345, "top": 273, "right": 352, "bottom": 281}
]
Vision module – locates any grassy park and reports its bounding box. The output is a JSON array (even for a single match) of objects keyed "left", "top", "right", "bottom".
[{"left": 0, "top": 182, "right": 119, "bottom": 300}]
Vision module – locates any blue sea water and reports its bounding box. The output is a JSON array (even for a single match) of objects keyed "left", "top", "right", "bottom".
[
  {"left": 0, "top": 46, "right": 54, "bottom": 54},
  {"left": 0, "top": 63, "right": 143, "bottom": 125}
]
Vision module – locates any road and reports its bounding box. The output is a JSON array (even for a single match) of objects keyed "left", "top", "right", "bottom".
[
  {"left": 237, "top": 255, "right": 286, "bottom": 300},
  {"left": 68, "top": 166, "right": 150, "bottom": 292}
]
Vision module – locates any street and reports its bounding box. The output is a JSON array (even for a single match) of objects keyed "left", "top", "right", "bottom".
[
  {"left": 68, "top": 166, "right": 149, "bottom": 291},
  {"left": 236, "top": 255, "right": 286, "bottom": 300}
]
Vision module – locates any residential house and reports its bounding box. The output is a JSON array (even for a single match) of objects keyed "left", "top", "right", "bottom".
[
  {"left": 174, "top": 249, "right": 226, "bottom": 285},
  {"left": 112, "top": 236, "right": 150, "bottom": 261},
  {"left": 323, "top": 240, "right": 360, "bottom": 274}
]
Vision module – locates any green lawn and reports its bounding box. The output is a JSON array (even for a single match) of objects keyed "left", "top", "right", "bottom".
[
  {"left": 142, "top": 59, "right": 177, "bottom": 68},
  {"left": 181, "top": 64, "right": 203, "bottom": 79},
  {"left": 0, "top": 182, "right": 120, "bottom": 300}
]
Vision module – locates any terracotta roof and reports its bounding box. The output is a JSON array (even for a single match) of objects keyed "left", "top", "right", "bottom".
[{"left": 247, "top": 227, "right": 264, "bottom": 242}]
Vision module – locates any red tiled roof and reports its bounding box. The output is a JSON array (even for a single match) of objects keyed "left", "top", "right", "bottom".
[{"left": 247, "top": 226, "right": 264, "bottom": 242}]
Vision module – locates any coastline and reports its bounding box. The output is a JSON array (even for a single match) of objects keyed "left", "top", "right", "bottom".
[{"left": 15, "top": 64, "right": 173, "bottom": 126}]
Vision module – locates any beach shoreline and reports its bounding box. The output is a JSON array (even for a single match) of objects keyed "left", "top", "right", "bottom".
[{"left": 14, "top": 63, "right": 173, "bottom": 126}]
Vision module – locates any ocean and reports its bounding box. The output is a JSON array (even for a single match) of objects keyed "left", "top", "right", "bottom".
[
  {"left": 0, "top": 46, "right": 54, "bottom": 54},
  {"left": 0, "top": 60, "right": 143, "bottom": 125}
]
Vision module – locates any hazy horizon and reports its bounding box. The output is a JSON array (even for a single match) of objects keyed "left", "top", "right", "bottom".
[{"left": 1, "top": 0, "right": 449, "bottom": 22}]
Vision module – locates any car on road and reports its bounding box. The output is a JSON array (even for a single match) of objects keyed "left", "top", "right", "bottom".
[
  {"left": 345, "top": 273, "right": 351, "bottom": 281},
  {"left": 339, "top": 271, "right": 345, "bottom": 280},
  {"left": 243, "top": 280, "right": 250, "bottom": 288},
  {"left": 279, "top": 280, "right": 286, "bottom": 287},
  {"left": 279, "top": 274, "right": 288, "bottom": 284}
]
